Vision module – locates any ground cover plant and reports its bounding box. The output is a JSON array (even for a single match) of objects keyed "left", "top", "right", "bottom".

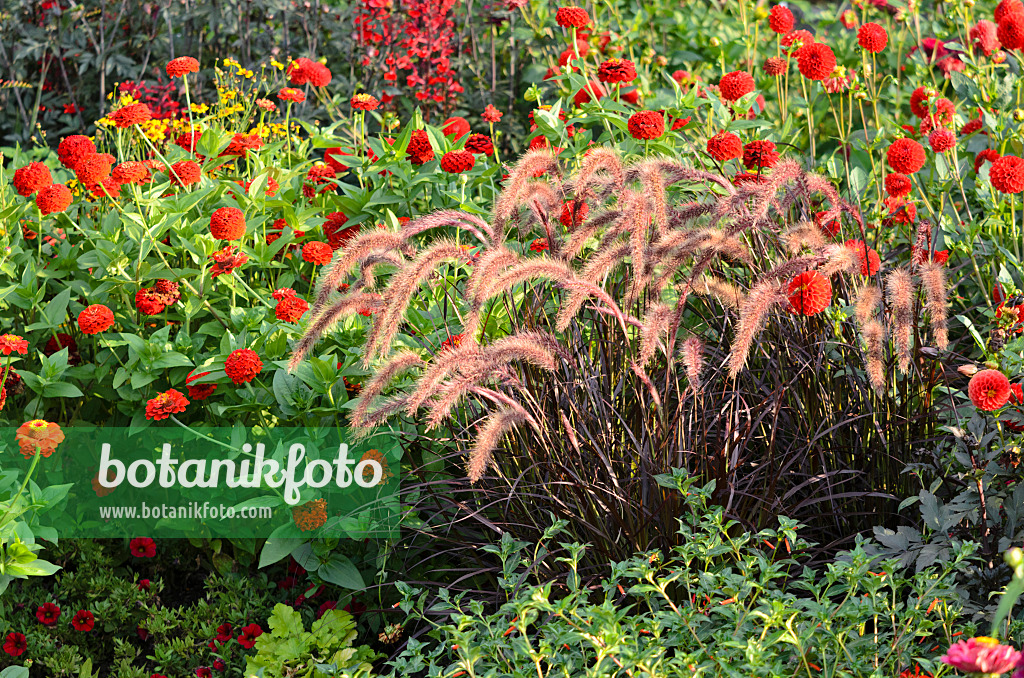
[{"left": 2, "top": 0, "right": 1024, "bottom": 675}]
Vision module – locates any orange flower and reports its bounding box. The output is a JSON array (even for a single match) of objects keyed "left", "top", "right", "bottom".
[{"left": 15, "top": 419, "right": 65, "bottom": 458}]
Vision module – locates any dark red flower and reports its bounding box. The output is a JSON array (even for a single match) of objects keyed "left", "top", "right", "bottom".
[
  {"left": 36, "top": 602, "right": 61, "bottom": 625},
  {"left": 440, "top": 150, "right": 475, "bottom": 174},
  {"left": 72, "top": 609, "right": 95, "bottom": 632},
  {"left": 130, "top": 537, "right": 156, "bottom": 558},
  {"left": 225, "top": 349, "right": 262, "bottom": 384},
  {"left": 763, "top": 57, "right": 787, "bottom": 76},
  {"left": 237, "top": 623, "right": 263, "bottom": 649},
  {"left": 185, "top": 370, "right": 217, "bottom": 400},
  {"left": 464, "top": 133, "right": 494, "bottom": 155},
  {"left": 3, "top": 632, "right": 26, "bottom": 657},
  {"left": 406, "top": 129, "right": 435, "bottom": 165},
  {"left": 719, "top": 71, "right": 754, "bottom": 102},
  {"left": 137, "top": 579, "right": 151, "bottom": 590},
  {"left": 742, "top": 140, "right": 780, "bottom": 169},
  {"left": 707, "top": 131, "right": 743, "bottom": 161},
  {"left": 627, "top": 110, "right": 664, "bottom": 140},
  {"left": 887, "top": 138, "right": 926, "bottom": 174},
  {"left": 597, "top": 58, "right": 637, "bottom": 83}
]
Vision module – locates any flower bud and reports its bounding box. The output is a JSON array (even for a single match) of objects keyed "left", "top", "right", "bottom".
[
  {"left": 754, "top": 6, "right": 768, "bottom": 19},
  {"left": 958, "top": 365, "right": 979, "bottom": 377},
  {"left": 710, "top": 37, "right": 722, "bottom": 47},
  {"left": 1015, "top": 109, "right": 1024, "bottom": 122},
  {"left": 1006, "top": 547, "right": 1024, "bottom": 569},
  {"left": 984, "top": 360, "right": 1000, "bottom": 370}
]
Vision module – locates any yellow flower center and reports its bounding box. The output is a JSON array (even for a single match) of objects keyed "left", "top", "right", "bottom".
[{"left": 27, "top": 419, "right": 48, "bottom": 429}]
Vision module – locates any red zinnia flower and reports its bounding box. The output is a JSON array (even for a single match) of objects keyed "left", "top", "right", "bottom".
[
  {"left": 440, "top": 150, "right": 475, "bottom": 174},
  {"left": 530, "top": 238, "right": 549, "bottom": 252},
  {"left": 763, "top": 57, "right": 787, "bottom": 76},
  {"left": 302, "top": 241, "right": 333, "bottom": 265},
  {"left": 768, "top": 5, "right": 794, "bottom": 33},
  {"left": 929, "top": 128, "right": 956, "bottom": 153},
  {"left": 275, "top": 295, "right": 309, "bottom": 322},
  {"left": 573, "top": 80, "right": 606, "bottom": 106},
  {"left": 78, "top": 304, "right": 114, "bottom": 334},
  {"left": 225, "top": 349, "right": 262, "bottom": 384},
  {"left": 743, "top": 140, "right": 780, "bottom": 170},
  {"left": 36, "top": 183, "right": 73, "bottom": 215},
  {"left": 465, "top": 133, "right": 494, "bottom": 155},
  {"left": 57, "top": 135, "right": 96, "bottom": 171},
  {"left": 998, "top": 13, "right": 1024, "bottom": 50},
  {"left": 975, "top": 148, "right": 1001, "bottom": 174},
  {"left": 210, "top": 246, "right": 248, "bottom": 277},
  {"left": 351, "top": 93, "right": 379, "bottom": 110},
  {"left": 109, "top": 103, "right": 153, "bottom": 128},
  {"left": 288, "top": 58, "right": 332, "bottom": 87},
  {"left": 2, "top": 632, "right": 26, "bottom": 657},
  {"left": 990, "top": 155, "right": 1024, "bottom": 193},
  {"left": 719, "top": 71, "right": 754, "bottom": 102},
  {"left": 795, "top": 42, "right": 836, "bottom": 80},
  {"left": 560, "top": 200, "right": 588, "bottom": 228},
  {"left": 707, "top": 131, "right": 743, "bottom": 162},
  {"left": 858, "top": 23, "right": 888, "bottom": 52},
  {"left": 482, "top": 104, "right": 503, "bottom": 122},
  {"left": 169, "top": 160, "right": 201, "bottom": 187},
  {"left": 278, "top": 87, "right": 306, "bottom": 103},
  {"left": 0, "top": 334, "right": 28, "bottom": 356},
  {"left": 787, "top": 270, "right": 832, "bottom": 315},
  {"left": 166, "top": 56, "right": 199, "bottom": 78},
  {"left": 884, "top": 173, "right": 912, "bottom": 197},
  {"left": 210, "top": 207, "right": 246, "bottom": 240},
  {"left": 37, "top": 602, "right": 61, "bottom": 625},
  {"left": 887, "top": 138, "right": 926, "bottom": 174},
  {"left": 968, "top": 369, "right": 1011, "bottom": 410},
  {"left": 13, "top": 162, "right": 53, "bottom": 197},
  {"left": 441, "top": 116, "right": 471, "bottom": 140},
  {"left": 555, "top": 6, "right": 589, "bottom": 27},
  {"left": 185, "top": 370, "right": 217, "bottom": 400},
  {"left": 72, "top": 610, "right": 95, "bottom": 632},
  {"left": 597, "top": 58, "right": 637, "bottom": 83},
  {"left": 75, "top": 154, "right": 112, "bottom": 187},
  {"left": 237, "top": 623, "right": 263, "bottom": 649},
  {"left": 627, "top": 110, "right": 664, "bottom": 140},
  {"left": 145, "top": 389, "right": 189, "bottom": 421},
  {"left": 406, "top": 129, "right": 435, "bottom": 165},
  {"left": 112, "top": 161, "right": 151, "bottom": 185},
  {"left": 130, "top": 537, "right": 156, "bottom": 557},
  {"left": 844, "top": 240, "right": 880, "bottom": 276}
]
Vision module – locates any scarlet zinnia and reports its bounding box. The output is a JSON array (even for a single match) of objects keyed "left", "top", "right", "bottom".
[
  {"left": 36, "top": 184, "right": 73, "bottom": 215},
  {"left": 166, "top": 56, "right": 199, "bottom": 78},
  {"left": 185, "top": 370, "right": 217, "bottom": 400},
  {"left": 302, "top": 241, "right": 333, "bottom": 265},
  {"left": 278, "top": 87, "right": 306, "bottom": 103},
  {"left": 857, "top": 23, "right": 888, "bottom": 52},
  {"left": 884, "top": 173, "right": 912, "bottom": 197},
  {"left": 17, "top": 419, "right": 64, "bottom": 458},
  {"left": 210, "top": 246, "right": 248, "bottom": 277},
  {"left": 225, "top": 348, "right": 262, "bottom": 384},
  {"left": 169, "top": 160, "right": 201, "bottom": 187},
  {"left": 36, "top": 603, "right": 61, "bottom": 626},
  {"left": 292, "top": 499, "right": 328, "bottom": 532},
  {"left": 627, "top": 110, "right": 664, "bottom": 140},
  {"left": 112, "top": 161, "right": 150, "bottom": 185},
  {"left": 145, "top": 389, "right": 189, "bottom": 420},
  {"left": 707, "top": 131, "right": 743, "bottom": 161},
  {"left": 406, "top": 129, "right": 435, "bottom": 165},
  {"left": 573, "top": 80, "right": 606, "bottom": 106},
  {"left": 768, "top": 5, "right": 794, "bottom": 33},
  {"left": 787, "top": 270, "right": 832, "bottom": 315},
  {"left": 597, "top": 58, "right": 637, "bottom": 83},
  {"left": 78, "top": 304, "right": 114, "bottom": 334},
  {"left": 555, "top": 6, "right": 589, "bottom": 27},
  {"left": 560, "top": 200, "right": 588, "bottom": 228},
  {"left": 109, "top": 103, "right": 152, "bottom": 128},
  {"left": 465, "top": 133, "right": 494, "bottom": 155},
  {"left": 743, "top": 140, "right": 780, "bottom": 170},
  {"left": 887, "top": 138, "right": 926, "bottom": 174},
  {"left": 442, "top": 116, "right": 471, "bottom": 140},
  {"left": 275, "top": 295, "right": 309, "bottom": 322},
  {"left": 844, "top": 240, "right": 880, "bottom": 276},
  {"left": 13, "top": 162, "right": 53, "bottom": 196},
  {"left": 440, "top": 150, "right": 476, "bottom": 174},
  {"left": 482, "top": 104, "right": 502, "bottom": 122},
  {"left": 719, "top": 71, "right": 755, "bottom": 102},
  {"left": 795, "top": 42, "right": 836, "bottom": 80},
  {"left": 0, "top": 334, "right": 27, "bottom": 356},
  {"left": 968, "top": 370, "right": 1012, "bottom": 410},
  {"left": 288, "top": 57, "right": 332, "bottom": 87},
  {"left": 351, "top": 93, "right": 380, "bottom": 110},
  {"left": 75, "top": 154, "right": 112, "bottom": 187},
  {"left": 135, "top": 288, "right": 166, "bottom": 315},
  {"left": 57, "top": 135, "right": 96, "bottom": 170},
  {"left": 990, "top": 155, "right": 1024, "bottom": 193},
  {"left": 210, "top": 207, "right": 246, "bottom": 240}
]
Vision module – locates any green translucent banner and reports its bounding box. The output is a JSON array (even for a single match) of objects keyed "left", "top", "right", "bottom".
[{"left": 0, "top": 425, "right": 400, "bottom": 539}]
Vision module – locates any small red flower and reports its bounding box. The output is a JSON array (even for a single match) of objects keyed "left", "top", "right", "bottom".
[
  {"left": 887, "top": 138, "right": 926, "bottom": 174},
  {"left": 210, "top": 246, "right": 248, "bottom": 277},
  {"left": 465, "top": 133, "right": 494, "bottom": 155},
  {"left": 627, "top": 110, "right": 664, "bottom": 140},
  {"left": 482, "top": 104, "right": 503, "bottom": 123},
  {"left": 287, "top": 57, "right": 332, "bottom": 87},
  {"left": 169, "top": 160, "right": 201, "bottom": 187},
  {"left": 929, "top": 128, "right": 956, "bottom": 153},
  {"left": 130, "top": 537, "right": 157, "bottom": 558},
  {"left": 968, "top": 369, "right": 1011, "bottom": 410},
  {"left": 530, "top": 238, "right": 549, "bottom": 252},
  {"left": 0, "top": 334, "right": 28, "bottom": 356},
  {"left": 787, "top": 270, "right": 832, "bottom": 316},
  {"left": 975, "top": 148, "right": 1001, "bottom": 174},
  {"left": 302, "top": 241, "right": 333, "bottom": 265},
  {"left": 440, "top": 150, "right": 476, "bottom": 174},
  {"left": 597, "top": 58, "right": 637, "bottom": 83},
  {"left": 405, "top": 129, "right": 436, "bottom": 165},
  {"left": 78, "top": 304, "right": 114, "bottom": 334},
  {"left": 719, "top": 71, "right": 754, "bottom": 102},
  {"left": 185, "top": 370, "right": 217, "bottom": 400},
  {"left": 884, "top": 173, "right": 912, "bottom": 198},
  {"left": 36, "top": 183, "right": 73, "bottom": 215},
  {"left": 37, "top": 602, "right": 61, "bottom": 626},
  {"left": 112, "top": 161, "right": 151, "bottom": 185},
  {"left": 990, "top": 155, "right": 1024, "bottom": 193},
  {"left": 707, "top": 131, "right": 743, "bottom": 162},
  {"left": 109, "top": 103, "right": 153, "bottom": 128},
  {"left": 237, "top": 623, "right": 263, "bottom": 649},
  {"left": 2, "top": 632, "right": 26, "bottom": 657},
  {"left": 278, "top": 87, "right": 306, "bottom": 103},
  {"left": 555, "top": 6, "right": 589, "bottom": 28},
  {"left": 225, "top": 348, "right": 262, "bottom": 385},
  {"left": 844, "top": 240, "right": 881, "bottom": 276},
  {"left": 795, "top": 42, "right": 836, "bottom": 80},
  {"left": 560, "top": 200, "right": 588, "bottom": 228},
  {"left": 275, "top": 295, "right": 309, "bottom": 322},
  {"left": 166, "top": 56, "right": 199, "bottom": 78},
  {"left": 209, "top": 207, "right": 246, "bottom": 240},
  {"left": 768, "top": 5, "right": 794, "bottom": 34},
  {"left": 742, "top": 140, "right": 780, "bottom": 170},
  {"left": 137, "top": 579, "right": 151, "bottom": 590},
  {"left": 351, "top": 93, "right": 379, "bottom": 110},
  {"left": 13, "top": 162, "right": 53, "bottom": 197},
  {"left": 57, "top": 135, "right": 96, "bottom": 171},
  {"left": 763, "top": 57, "right": 787, "bottom": 76},
  {"left": 72, "top": 609, "right": 95, "bottom": 632},
  {"left": 145, "top": 389, "right": 189, "bottom": 421},
  {"left": 857, "top": 23, "right": 888, "bottom": 52}
]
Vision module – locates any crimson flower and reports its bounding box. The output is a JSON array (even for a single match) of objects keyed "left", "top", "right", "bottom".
[
  {"left": 130, "top": 537, "right": 157, "bottom": 558},
  {"left": 2, "top": 632, "right": 26, "bottom": 657},
  {"left": 37, "top": 602, "right": 61, "bottom": 625},
  {"left": 237, "top": 623, "right": 263, "bottom": 649},
  {"left": 72, "top": 609, "right": 95, "bottom": 632}
]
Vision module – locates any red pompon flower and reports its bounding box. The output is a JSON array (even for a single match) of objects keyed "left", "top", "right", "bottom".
[
  {"left": 996, "top": 0, "right": 1024, "bottom": 22},
  {"left": 221, "top": 133, "right": 263, "bottom": 157},
  {"left": 3, "top": 632, "right": 26, "bottom": 657},
  {"left": 145, "top": 389, "right": 189, "bottom": 421},
  {"left": 598, "top": 58, "right": 637, "bottom": 83},
  {"left": 482, "top": 104, "right": 502, "bottom": 122},
  {"left": 887, "top": 138, "right": 926, "bottom": 174},
  {"left": 991, "top": 155, "right": 1024, "bottom": 193},
  {"left": 72, "top": 610, "right": 95, "bottom": 632},
  {"left": 303, "top": 164, "right": 336, "bottom": 198},
  {"left": 37, "top": 602, "right": 61, "bottom": 626},
  {"left": 166, "top": 56, "right": 199, "bottom": 78},
  {"left": 130, "top": 537, "right": 156, "bottom": 558},
  {"left": 627, "top": 110, "right": 664, "bottom": 140},
  {"left": 884, "top": 173, "right": 912, "bottom": 197},
  {"left": 968, "top": 370, "right": 1012, "bottom": 410},
  {"left": 909, "top": 86, "right": 935, "bottom": 119},
  {"left": 237, "top": 623, "right": 263, "bottom": 649},
  {"left": 169, "top": 160, "right": 201, "bottom": 187},
  {"left": 742, "top": 140, "right": 779, "bottom": 170},
  {"left": 465, "top": 133, "right": 494, "bottom": 155},
  {"left": 109, "top": 103, "right": 153, "bottom": 128},
  {"left": 763, "top": 57, "right": 787, "bottom": 76},
  {"left": 0, "top": 334, "right": 28, "bottom": 356},
  {"left": 302, "top": 241, "right": 333, "bottom": 265},
  {"left": 78, "top": 304, "right": 114, "bottom": 334},
  {"left": 275, "top": 295, "right": 309, "bottom": 322},
  {"left": 185, "top": 370, "right": 217, "bottom": 400},
  {"left": 135, "top": 288, "right": 166, "bottom": 315},
  {"left": 971, "top": 20, "right": 1000, "bottom": 56},
  {"left": 13, "top": 162, "right": 53, "bottom": 197},
  {"left": 441, "top": 116, "right": 471, "bottom": 140},
  {"left": 351, "top": 93, "right": 379, "bottom": 110},
  {"left": 787, "top": 271, "right": 832, "bottom": 316},
  {"left": 440, "top": 150, "right": 475, "bottom": 174},
  {"left": 210, "top": 207, "right": 246, "bottom": 240},
  {"left": 90, "top": 177, "right": 122, "bottom": 199},
  {"left": 961, "top": 118, "right": 983, "bottom": 136},
  {"left": 288, "top": 58, "right": 332, "bottom": 87},
  {"left": 795, "top": 42, "right": 836, "bottom": 80},
  {"left": 324, "top": 212, "right": 358, "bottom": 250},
  {"left": 36, "top": 184, "right": 73, "bottom": 215},
  {"left": 560, "top": 200, "right": 589, "bottom": 228},
  {"left": 406, "top": 130, "right": 435, "bottom": 165},
  {"left": 278, "top": 87, "right": 306, "bottom": 103},
  {"left": 225, "top": 349, "right": 262, "bottom": 385},
  {"left": 555, "top": 6, "right": 589, "bottom": 28},
  {"left": 112, "top": 161, "right": 150, "bottom": 185},
  {"left": 998, "top": 13, "right": 1024, "bottom": 50},
  {"left": 781, "top": 29, "right": 815, "bottom": 50},
  {"left": 707, "top": 131, "right": 743, "bottom": 162},
  {"left": 57, "top": 135, "right": 96, "bottom": 171},
  {"left": 768, "top": 5, "right": 794, "bottom": 34},
  {"left": 75, "top": 155, "right": 112, "bottom": 187},
  {"left": 718, "top": 71, "right": 754, "bottom": 102},
  {"left": 858, "top": 23, "right": 888, "bottom": 52},
  {"left": 844, "top": 240, "right": 880, "bottom": 276},
  {"left": 573, "top": 80, "right": 606, "bottom": 106},
  {"left": 210, "top": 246, "right": 248, "bottom": 277},
  {"left": 929, "top": 128, "right": 956, "bottom": 153},
  {"left": 975, "top": 148, "right": 1001, "bottom": 174}
]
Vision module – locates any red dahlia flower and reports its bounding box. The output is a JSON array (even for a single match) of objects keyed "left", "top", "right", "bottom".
[
  {"left": 440, "top": 150, "right": 475, "bottom": 174},
  {"left": 707, "top": 131, "right": 743, "bottom": 161},
  {"left": 560, "top": 200, "right": 588, "bottom": 228},
  {"left": 996, "top": 0, "right": 1024, "bottom": 22},
  {"left": 975, "top": 148, "right": 1001, "bottom": 174},
  {"left": 887, "top": 138, "right": 926, "bottom": 174},
  {"left": 884, "top": 173, "right": 912, "bottom": 197},
  {"left": 57, "top": 135, "right": 96, "bottom": 171},
  {"left": 555, "top": 6, "right": 589, "bottom": 27},
  {"left": 166, "top": 56, "right": 199, "bottom": 78},
  {"left": 13, "top": 162, "right": 53, "bottom": 197},
  {"left": 718, "top": 71, "right": 754, "bottom": 102},
  {"left": 72, "top": 610, "right": 95, "bottom": 632},
  {"left": 990, "top": 155, "right": 1024, "bottom": 193},
  {"left": 763, "top": 57, "right": 787, "bottom": 76},
  {"left": 210, "top": 207, "right": 246, "bottom": 240},
  {"left": 36, "top": 184, "right": 72, "bottom": 215},
  {"left": 795, "top": 42, "right": 836, "bottom": 80},
  {"left": 909, "top": 86, "right": 935, "bottom": 118},
  {"left": 928, "top": 128, "right": 956, "bottom": 153},
  {"left": 742, "top": 140, "right": 780, "bottom": 170},
  {"left": 406, "top": 130, "right": 435, "bottom": 165},
  {"left": 998, "top": 13, "right": 1024, "bottom": 50},
  {"left": 130, "top": 537, "right": 156, "bottom": 557},
  {"left": 857, "top": 23, "right": 888, "bottom": 52},
  {"left": 36, "top": 602, "right": 61, "bottom": 625},
  {"left": 781, "top": 29, "right": 815, "bottom": 50},
  {"left": 844, "top": 240, "right": 880, "bottom": 276},
  {"left": 78, "top": 304, "right": 114, "bottom": 334},
  {"left": 971, "top": 20, "right": 1000, "bottom": 56},
  {"left": 145, "top": 389, "right": 189, "bottom": 420},
  {"left": 787, "top": 270, "right": 832, "bottom": 315},
  {"left": 968, "top": 370, "right": 1011, "bottom": 410},
  {"left": 768, "top": 5, "right": 794, "bottom": 33},
  {"left": 627, "top": 110, "right": 664, "bottom": 139},
  {"left": 441, "top": 116, "right": 471, "bottom": 140}
]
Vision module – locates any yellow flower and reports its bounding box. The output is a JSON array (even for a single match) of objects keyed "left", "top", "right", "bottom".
[
  {"left": 271, "top": 59, "right": 285, "bottom": 71},
  {"left": 191, "top": 103, "right": 209, "bottom": 114}
]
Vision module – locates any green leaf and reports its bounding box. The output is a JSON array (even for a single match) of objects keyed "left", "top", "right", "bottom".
[
  {"left": 258, "top": 537, "right": 305, "bottom": 568},
  {"left": 0, "top": 666, "right": 30, "bottom": 678},
  {"left": 41, "top": 382, "right": 84, "bottom": 398},
  {"left": 7, "top": 558, "right": 61, "bottom": 577},
  {"left": 317, "top": 554, "right": 365, "bottom": 590}
]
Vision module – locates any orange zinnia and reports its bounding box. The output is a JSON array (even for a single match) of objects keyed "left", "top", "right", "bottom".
[{"left": 15, "top": 419, "right": 65, "bottom": 458}]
